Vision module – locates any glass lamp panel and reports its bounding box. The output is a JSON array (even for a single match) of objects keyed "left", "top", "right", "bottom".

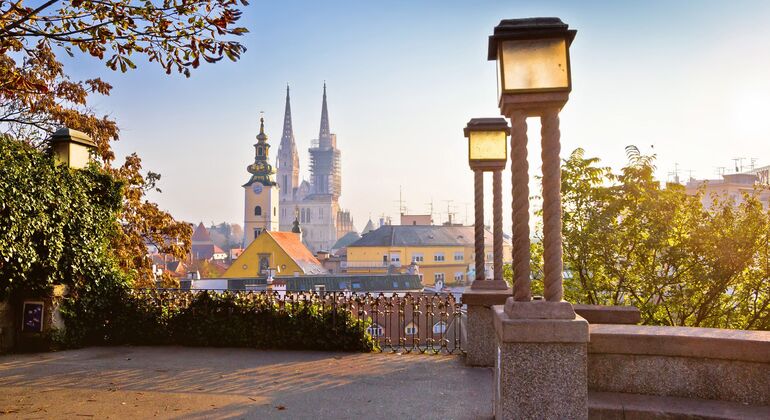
[
  {"left": 500, "top": 38, "right": 569, "bottom": 92},
  {"left": 469, "top": 131, "right": 507, "bottom": 161}
]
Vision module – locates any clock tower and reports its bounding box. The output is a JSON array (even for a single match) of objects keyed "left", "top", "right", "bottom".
[{"left": 243, "top": 115, "right": 279, "bottom": 247}]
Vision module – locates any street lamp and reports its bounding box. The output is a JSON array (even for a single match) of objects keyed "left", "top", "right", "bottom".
[
  {"left": 464, "top": 118, "right": 510, "bottom": 290},
  {"left": 50, "top": 127, "right": 97, "bottom": 169},
  {"left": 489, "top": 17, "right": 576, "bottom": 303},
  {"left": 488, "top": 18, "right": 587, "bottom": 420},
  {"left": 489, "top": 17, "right": 576, "bottom": 105}
]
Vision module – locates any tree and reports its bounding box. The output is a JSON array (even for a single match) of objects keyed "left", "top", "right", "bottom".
[
  {"left": 519, "top": 146, "right": 770, "bottom": 330},
  {"left": 1, "top": 0, "right": 249, "bottom": 285}
]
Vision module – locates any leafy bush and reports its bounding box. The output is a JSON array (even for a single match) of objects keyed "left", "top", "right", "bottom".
[
  {"left": 59, "top": 290, "right": 378, "bottom": 352},
  {"left": 0, "top": 136, "right": 124, "bottom": 301}
]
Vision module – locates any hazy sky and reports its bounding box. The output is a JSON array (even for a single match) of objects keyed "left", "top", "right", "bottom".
[{"left": 65, "top": 0, "right": 770, "bottom": 232}]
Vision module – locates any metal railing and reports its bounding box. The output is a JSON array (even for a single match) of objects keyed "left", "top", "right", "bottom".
[{"left": 130, "top": 289, "right": 465, "bottom": 355}]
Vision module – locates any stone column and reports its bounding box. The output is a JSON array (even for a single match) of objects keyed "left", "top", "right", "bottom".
[
  {"left": 540, "top": 109, "right": 563, "bottom": 301},
  {"left": 509, "top": 110, "right": 531, "bottom": 302},
  {"left": 493, "top": 170, "right": 504, "bottom": 282},
  {"left": 493, "top": 300, "right": 588, "bottom": 419},
  {"left": 465, "top": 168, "right": 510, "bottom": 366},
  {"left": 473, "top": 169, "right": 485, "bottom": 282},
  {"left": 461, "top": 290, "right": 510, "bottom": 367},
  {"left": 495, "top": 99, "right": 587, "bottom": 419}
]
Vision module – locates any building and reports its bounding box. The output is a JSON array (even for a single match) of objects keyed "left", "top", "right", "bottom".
[
  {"left": 242, "top": 116, "right": 280, "bottom": 248},
  {"left": 276, "top": 84, "right": 355, "bottom": 253},
  {"left": 685, "top": 172, "right": 770, "bottom": 210},
  {"left": 400, "top": 214, "right": 433, "bottom": 226},
  {"left": 345, "top": 225, "right": 512, "bottom": 288},
  {"left": 191, "top": 222, "right": 227, "bottom": 261},
  {"left": 222, "top": 230, "right": 327, "bottom": 278}
]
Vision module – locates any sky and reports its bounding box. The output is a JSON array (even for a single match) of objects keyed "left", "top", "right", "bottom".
[{"left": 64, "top": 0, "right": 770, "bottom": 232}]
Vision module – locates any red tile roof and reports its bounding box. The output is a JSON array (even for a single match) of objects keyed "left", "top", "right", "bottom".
[{"left": 191, "top": 222, "right": 212, "bottom": 243}]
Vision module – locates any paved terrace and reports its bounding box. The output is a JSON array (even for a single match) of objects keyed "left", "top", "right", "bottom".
[{"left": 0, "top": 347, "right": 492, "bottom": 419}]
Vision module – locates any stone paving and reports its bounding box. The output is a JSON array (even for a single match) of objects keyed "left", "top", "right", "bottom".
[{"left": 0, "top": 347, "right": 492, "bottom": 419}]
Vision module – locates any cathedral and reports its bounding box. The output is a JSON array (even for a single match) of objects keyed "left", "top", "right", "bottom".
[{"left": 273, "top": 84, "right": 355, "bottom": 253}]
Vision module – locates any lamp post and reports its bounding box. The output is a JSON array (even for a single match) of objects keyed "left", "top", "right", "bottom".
[
  {"left": 488, "top": 17, "right": 576, "bottom": 302},
  {"left": 487, "top": 18, "right": 588, "bottom": 420},
  {"left": 49, "top": 127, "right": 97, "bottom": 169},
  {"left": 464, "top": 118, "right": 510, "bottom": 290}
]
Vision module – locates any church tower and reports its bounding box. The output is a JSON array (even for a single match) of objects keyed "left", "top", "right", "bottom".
[
  {"left": 276, "top": 85, "right": 299, "bottom": 201},
  {"left": 309, "top": 83, "right": 342, "bottom": 198},
  {"left": 243, "top": 115, "right": 279, "bottom": 247}
]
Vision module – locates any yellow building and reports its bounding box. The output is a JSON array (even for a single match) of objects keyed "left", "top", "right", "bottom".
[
  {"left": 345, "top": 225, "right": 512, "bottom": 287},
  {"left": 243, "top": 116, "right": 280, "bottom": 248},
  {"left": 223, "top": 230, "right": 326, "bottom": 278}
]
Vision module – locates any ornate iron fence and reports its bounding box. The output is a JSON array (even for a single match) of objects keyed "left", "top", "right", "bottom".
[{"left": 130, "top": 289, "right": 465, "bottom": 355}]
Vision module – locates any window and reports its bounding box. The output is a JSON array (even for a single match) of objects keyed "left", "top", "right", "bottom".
[
  {"left": 273, "top": 207, "right": 276, "bottom": 216},
  {"left": 487, "top": 252, "right": 493, "bottom": 261},
  {"left": 412, "top": 253, "right": 424, "bottom": 263},
  {"left": 257, "top": 147, "right": 263, "bottom": 156},
  {"left": 367, "top": 324, "right": 384, "bottom": 337},
  {"left": 405, "top": 322, "right": 418, "bottom": 336},
  {"left": 454, "top": 272, "right": 464, "bottom": 282},
  {"left": 432, "top": 321, "right": 447, "bottom": 334},
  {"left": 389, "top": 253, "right": 400, "bottom": 263},
  {"left": 352, "top": 282, "right": 361, "bottom": 289},
  {"left": 254, "top": 206, "right": 262, "bottom": 216},
  {"left": 454, "top": 252, "right": 464, "bottom": 261},
  {"left": 253, "top": 228, "right": 262, "bottom": 239},
  {"left": 434, "top": 253, "right": 445, "bottom": 262},
  {"left": 434, "top": 273, "right": 445, "bottom": 282},
  {"left": 283, "top": 175, "right": 287, "bottom": 189}
]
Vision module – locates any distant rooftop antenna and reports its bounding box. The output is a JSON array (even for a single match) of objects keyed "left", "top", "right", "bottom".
[
  {"left": 732, "top": 157, "right": 745, "bottom": 173},
  {"left": 393, "top": 185, "right": 407, "bottom": 215},
  {"left": 443, "top": 200, "right": 456, "bottom": 225},
  {"left": 750, "top": 158, "right": 758, "bottom": 171},
  {"left": 425, "top": 198, "right": 435, "bottom": 223},
  {"left": 715, "top": 167, "right": 726, "bottom": 177},
  {"left": 667, "top": 162, "right": 681, "bottom": 184}
]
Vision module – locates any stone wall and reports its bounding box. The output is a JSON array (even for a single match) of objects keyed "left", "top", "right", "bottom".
[{"left": 588, "top": 324, "right": 770, "bottom": 406}]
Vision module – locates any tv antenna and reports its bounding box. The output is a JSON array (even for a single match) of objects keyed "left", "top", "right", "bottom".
[
  {"left": 667, "top": 162, "right": 681, "bottom": 184},
  {"left": 732, "top": 157, "right": 745, "bottom": 173}
]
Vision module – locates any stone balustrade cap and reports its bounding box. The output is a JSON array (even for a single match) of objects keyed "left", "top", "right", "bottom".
[{"left": 589, "top": 324, "right": 770, "bottom": 363}]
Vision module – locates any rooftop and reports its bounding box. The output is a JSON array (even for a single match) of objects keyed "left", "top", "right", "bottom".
[{"left": 351, "top": 225, "right": 504, "bottom": 248}]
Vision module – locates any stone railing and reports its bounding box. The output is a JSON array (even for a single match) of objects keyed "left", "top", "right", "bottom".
[{"left": 588, "top": 324, "right": 770, "bottom": 416}]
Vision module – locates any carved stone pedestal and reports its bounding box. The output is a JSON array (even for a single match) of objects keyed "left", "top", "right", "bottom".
[
  {"left": 493, "top": 298, "right": 589, "bottom": 419},
  {"left": 462, "top": 288, "right": 511, "bottom": 367}
]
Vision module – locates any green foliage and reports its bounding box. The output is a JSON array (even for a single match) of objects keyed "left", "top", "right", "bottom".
[
  {"left": 59, "top": 290, "right": 377, "bottom": 352},
  {"left": 0, "top": 136, "right": 125, "bottom": 300},
  {"left": 520, "top": 146, "right": 770, "bottom": 330}
]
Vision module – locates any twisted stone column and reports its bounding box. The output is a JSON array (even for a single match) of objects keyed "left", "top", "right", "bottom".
[
  {"left": 541, "top": 109, "right": 563, "bottom": 302},
  {"left": 474, "top": 169, "right": 485, "bottom": 281},
  {"left": 510, "top": 111, "right": 531, "bottom": 301},
  {"left": 493, "top": 170, "right": 503, "bottom": 282}
]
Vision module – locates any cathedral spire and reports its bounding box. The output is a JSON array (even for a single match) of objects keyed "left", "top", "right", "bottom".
[
  {"left": 319, "top": 82, "right": 330, "bottom": 140},
  {"left": 281, "top": 84, "right": 294, "bottom": 147}
]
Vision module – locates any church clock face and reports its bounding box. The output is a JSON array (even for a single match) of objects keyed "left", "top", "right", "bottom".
[{"left": 252, "top": 183, "right": 263, "bottom": 194}]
